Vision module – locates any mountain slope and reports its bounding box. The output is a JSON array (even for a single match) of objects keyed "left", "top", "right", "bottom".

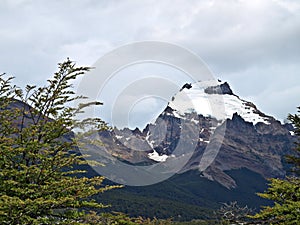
[
  {"left": 4, "top": 81, "right": 295, "bottom": 220},
  {"left": 82, "top": 80, "right": 297, "bottom": 219},
  {"left": 96, "top": 80, "right": 295, "bottom": 188}
]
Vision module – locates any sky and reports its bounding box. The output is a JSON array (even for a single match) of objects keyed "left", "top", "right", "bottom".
[{"left": 1, "top": 0, "right": 300, "bottom": 128}]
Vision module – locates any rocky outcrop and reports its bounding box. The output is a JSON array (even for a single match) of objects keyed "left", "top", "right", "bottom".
[
  {"left": 204, "top": 82, "right": 233, "bottom": 95},
  {"left": 96, "top": 81, "right": 296, "bottom": 189}
]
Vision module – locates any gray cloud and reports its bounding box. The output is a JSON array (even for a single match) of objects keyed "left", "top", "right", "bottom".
[{"left": 0, "top": 0, "right": 299, "bottom": 126}]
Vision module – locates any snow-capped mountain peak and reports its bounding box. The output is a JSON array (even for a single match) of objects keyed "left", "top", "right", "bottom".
[
  {"left": 168, "top": 80, "right": 271, "bottom": 125},
  {"left": 90, "top": 79, "right": 295, "bottom": 189}
]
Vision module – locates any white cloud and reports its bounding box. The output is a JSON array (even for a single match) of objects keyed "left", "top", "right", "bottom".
[{"left": 0, "top": 0, "right": 299, "bottom": 126}]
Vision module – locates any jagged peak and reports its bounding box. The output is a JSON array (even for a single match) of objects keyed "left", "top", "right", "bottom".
[
  {"left": 168, "top": 79, "right": 271, "bottom": 125},
  {"left": 180, "top": 83, "right": 193, "bottom": 91},
  {"left": 204, "top": 82, "right": 234, "bottom": 95}
]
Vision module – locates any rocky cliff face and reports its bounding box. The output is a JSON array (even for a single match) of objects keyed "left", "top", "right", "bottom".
[
  {"left": 96, "top": 80, "right": 296, "bottom": 188},
  {"left": 9, "top": 81, "right": 293, "bottom": 189},
  {"left": 3, "top": 82, "right": 297, "bottom": 217},
  {"left": 200, "top": 113, "right": 293, "bottom": 188}
]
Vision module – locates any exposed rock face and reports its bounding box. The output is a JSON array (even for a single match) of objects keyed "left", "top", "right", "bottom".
[
  {"left": 205, "top": 113, "right": 293, "bottom": 188},
  {"left": 180, "top": 83, "right": 193, "bottom": 91},
  {"left": 96, "top": 81, "right": 296, "bottom": 189},
  {"left": 204, "top": 82, "right": 233, "bottom": 95},
  {"left": 6, "top": 82, "right": 295, "bottom": 190},
  {"left": 2, "top": 83, "right": 297, "bottom": 216}
]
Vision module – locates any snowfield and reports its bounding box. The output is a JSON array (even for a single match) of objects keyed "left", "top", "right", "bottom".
[{"left": 169, "top": 80, "right": 270, "bottom": 125}]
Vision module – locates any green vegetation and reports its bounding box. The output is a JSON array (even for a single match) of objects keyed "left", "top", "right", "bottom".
[
  {"left": 252, "top": 107, "right": 300, "bottom": 224},
  {"left": 98, "top": 189, "right": 213, "bottom": 221},
  {"left": 0, "top": 59, "right": 299, "bottom": 224},
  {"left": 0, "top": 60, "right": 121, "bottom": 224},
  {"left": 286, "top": 108, "right": 300, "bottom": 176},
  {"left": 96, "top": 168, "right": 269, "bottom": 222},
  {"left": 0, "top": 60, "right": 206, "bottom": 224}
]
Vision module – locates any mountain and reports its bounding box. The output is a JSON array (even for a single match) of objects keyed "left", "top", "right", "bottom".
[
  {"left": 4, "top": 81, "right": 296, "bottom": 220},
  {"left": 95, "top": 80, "right": 295, "bottom": 187},
  {"left": 88, "top": 80, "right": 296, "bottom": 219}
]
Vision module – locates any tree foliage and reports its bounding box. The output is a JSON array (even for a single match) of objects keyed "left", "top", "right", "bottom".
[
  {"left": 216, "top": 201, "right": 254, "bottom": 225},
  {"left": 252, "top": 107, "right": 300, "bottom": 224},
  {"left": 286, "top": 107, "right": 300, "bottom": 175},
  {"left": 0, "top": 60, "right": 120, "bottom": 224}
]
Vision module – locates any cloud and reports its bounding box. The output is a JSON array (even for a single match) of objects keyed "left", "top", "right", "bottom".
[{"left": 0, "top": 0, "right": 299, "bottom": 127}]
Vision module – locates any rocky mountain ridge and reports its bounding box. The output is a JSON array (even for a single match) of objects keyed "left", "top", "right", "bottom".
[
  {"left": 3, "top": 81, "right": 297, "bottom": 219},
  {"left": 96, "top": 80, "right": 296, "bottom": 188},
  {"left": 4, "top": 81, "right": 296, "bottom": 189}
]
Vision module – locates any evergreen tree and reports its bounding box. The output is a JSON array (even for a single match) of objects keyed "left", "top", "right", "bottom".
[
  {"left": 252, "top": 107, "right": 300, "bottom": 224},
  {"left": 0, "top": 60, "right": 120, "bottom": 224},
  {"left": 286, "top": 107, "right": 300, "bottom": 175}
]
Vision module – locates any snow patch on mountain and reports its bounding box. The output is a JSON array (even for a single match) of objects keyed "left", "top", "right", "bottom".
[
  {"left": 148, "top": 150, "right": 168, "bottom": 162},
  {"left": 168, "top": 80, "right": 270, "bottom": 125}
]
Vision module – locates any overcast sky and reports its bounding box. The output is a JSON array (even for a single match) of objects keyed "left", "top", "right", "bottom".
[{"left": 1, "top": 0, "right": 299, "bottom": 128}]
